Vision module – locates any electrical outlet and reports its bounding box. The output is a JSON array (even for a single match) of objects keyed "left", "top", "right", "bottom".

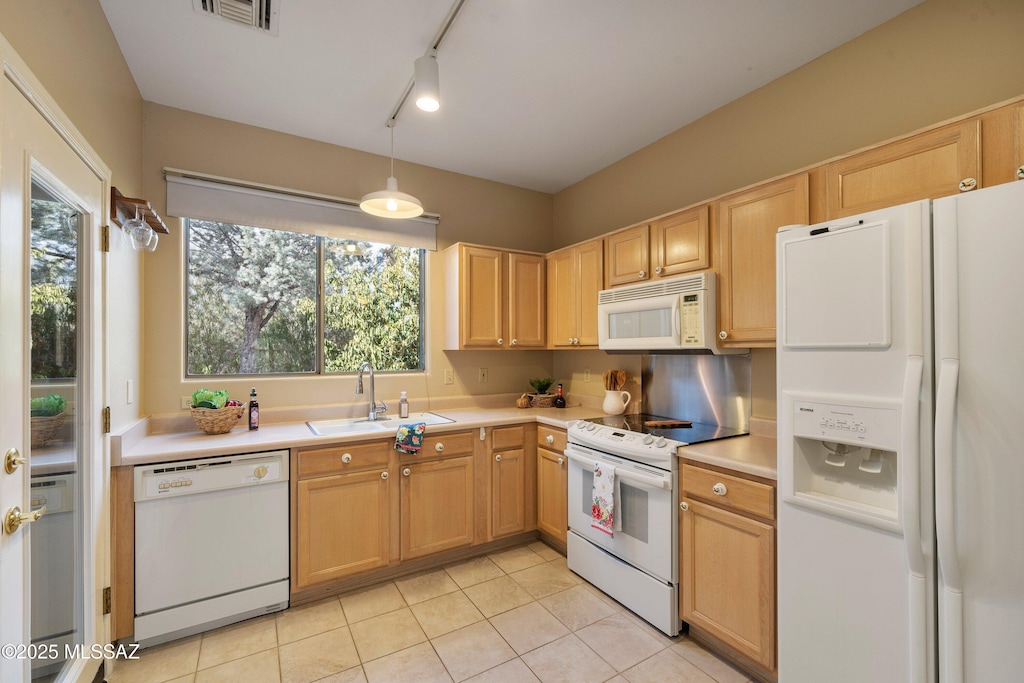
[
  {"left": 443, "top": 368, "right": 454, "bottom": 385},
  {"left": 584, "top": 368, "right": 591, "bottom": 383},
  {"left": 478, "top": 367, "right": 488, "bottom": 383},
  {"left": 180, "top": 396, "right": 192, "bottom": 410}
]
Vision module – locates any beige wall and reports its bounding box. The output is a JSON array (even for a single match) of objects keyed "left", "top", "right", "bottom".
[
  {"left": 551, "top": 0, "right": 1024, "bottom": 419},
  {"left": 0, "top": 0, "right": 146, "bottom": 431},
  {"left": 141, "top": 103, "right": 554, "bottom": 415}
]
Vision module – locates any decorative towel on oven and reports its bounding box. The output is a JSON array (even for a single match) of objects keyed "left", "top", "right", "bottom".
[
  {"left": 591, "top": 461, "right": 615, "bottom": 536},
  {"left": 394, "top": 422, "right": 426, "bottom": 454}
]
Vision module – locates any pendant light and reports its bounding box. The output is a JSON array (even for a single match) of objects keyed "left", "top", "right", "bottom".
[
  {"left": 359, "top": 123, "right": 424, "bottom": 218},
  {"left": 414, "top": 49, "right": 440, "bottom": 112}
]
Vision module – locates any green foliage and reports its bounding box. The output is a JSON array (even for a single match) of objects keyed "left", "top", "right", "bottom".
[
  {"left": 185, "top": 219, "right": 423, "bottom": 376},
  {"left": 30, "top": 198, "right": 78, "bottom": 380},
  {"left": 30, "top": 394, "right": 66, "bottom": 417},
  {"left": 190, "top": 389, "right": 228, "bottom": 409},
  {"left": 530, "top": 377, "right": 555, "bottom": 394}
]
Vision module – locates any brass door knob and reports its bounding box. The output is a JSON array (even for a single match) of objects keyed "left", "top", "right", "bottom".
[
  {"left": 4, "top": 505, "right": 45, "bottom": 534},
  {"left": 4, "top": 448, "right": 26, "bottom": 474}
]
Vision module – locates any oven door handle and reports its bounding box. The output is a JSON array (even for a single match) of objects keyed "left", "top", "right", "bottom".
[{"left": 564, "top": 449, "right": 672, "bottom": 491}]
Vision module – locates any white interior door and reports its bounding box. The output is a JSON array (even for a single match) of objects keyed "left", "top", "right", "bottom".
[{"left": 1, "top": 42, "right": 108, "bottom": 682}]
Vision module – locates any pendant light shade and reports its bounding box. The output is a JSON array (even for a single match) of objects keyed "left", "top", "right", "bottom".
[
  {"left": 360, "top": 124, "right": 424, "bottom": 219},
  {"left": 414, "top": 52, "right": 440, "bottom": 112},
  {"left": 360, "top": 176, "right": 424, "bottom": 218}
]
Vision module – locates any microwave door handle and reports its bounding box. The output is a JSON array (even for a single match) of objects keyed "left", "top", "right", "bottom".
[
  {"left": 564, "top": 450, "right": 671, "bottom": 491},
  {"left": 673, "top": 300, "right": 681, "bottom": 342}
]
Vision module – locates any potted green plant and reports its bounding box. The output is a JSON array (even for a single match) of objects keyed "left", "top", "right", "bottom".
[{"left": 529, "top": 377, "right": 556, "bottom": 407}]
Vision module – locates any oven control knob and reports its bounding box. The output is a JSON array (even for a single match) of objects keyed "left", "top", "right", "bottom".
[
  {"left": 655, "top": 437, "right": 668, "bottom": 448},
  {"left": 576, "top": 421, "right": 586, "bottom": 430},
  {"left": 641, "top": 435, "right": 654, "bottom": 445},
  {"left": 586, "top": 423, "right": 597, "bottom": 431}
]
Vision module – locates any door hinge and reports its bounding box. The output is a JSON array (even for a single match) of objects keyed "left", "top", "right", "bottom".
[
  {"left": 101, "top": 225, "right": 110, "bottom": 252},
  {"left": 102, "top": 586, "right": 111, "bottom": 615},
  {"left": 102, "top": 407, "right": 111, "bottom": 434}
]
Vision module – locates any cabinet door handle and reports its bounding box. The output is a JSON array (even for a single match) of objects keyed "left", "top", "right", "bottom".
[
  {"left": 380, "top": 471, "right": 388, "bottom": 480},
  {"left": 959, "top": 177, "right": 977, "bottom": 192},
  {"left": 712, "top": 482, "right": 728, "bottom": 496},
  {"left": 679, "top": 501, "right": 689, "bottom": 512},
  {"left": 511, "top": 338, "right": 518, "bottom": 346},
  {"left": 557, "top": 457, "right": 564, "bottom": 465},
  {"left": 1017, "top": 165, "right": 1024, "bottom": 180},
  {"left": 545, "top": 435, "right": 554, "bottom": 444},
  {"left": 435, "top": 443, "right": 444, "bottom": 453},
  {"left": 341, "top": 453, "right": 352, "bottom": 464},
  {"left": 402, "top": 467, "right": 411, "bottom": 477},
  {"left": 638, "top": 270, "right": 646, "bottom": 278},
  {"left": 654, "top": 266, "right": 663, "bottom": 274},
  {"left": 495, "top": 454, "right": 502, "bottom": 462},
  {"left": 719, "top": 330, "right": 728, "bottom": 340},
  {"left": 497, "top": 338, "right": 504, "bottom": 345},
  {"left": 572, "top": 337, "right": 579, "bottom": 345}
]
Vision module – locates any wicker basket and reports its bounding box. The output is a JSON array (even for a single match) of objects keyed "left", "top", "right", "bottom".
[
  {"left": 189, "top": 404, "right": 245, "bottom": 435},
  {"left": 530, "top": 393, "right": 556, "bottom": 408},
  {"left": 30, "top": 412, "right": 66, "bottom": 448}
]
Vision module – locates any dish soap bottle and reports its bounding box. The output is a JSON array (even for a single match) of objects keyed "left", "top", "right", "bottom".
[
  {"left": 399, "top": 391, "right": 410, "bottom": 419},
  {"left": 554, "top": 383, "right": 566, "bottom": 409},
  {"left": 248, "top": 387, "right": 259, "bottom": 430}
]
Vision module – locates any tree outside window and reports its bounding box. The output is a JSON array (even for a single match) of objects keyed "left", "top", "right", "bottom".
[{"left": 185, "top": 219, "right": 423, "bottom": 376}]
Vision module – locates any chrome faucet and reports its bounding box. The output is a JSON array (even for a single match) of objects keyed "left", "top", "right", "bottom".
[{"left": 355, "top": 362, "right": 388, "bottom": 421}]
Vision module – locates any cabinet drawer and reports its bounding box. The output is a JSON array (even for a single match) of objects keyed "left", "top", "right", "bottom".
[
  {"left": 415, "top": 430, "right": 476, "bottom": 458},
  {"left": 681, "top": 464, "right": 775, "bottom": 520},
  {"left": 537, "top": 425, "right": 567, "bottom": 452},
  {"left": 492, "top": 425, "right": 525, "bottom": 449},
  {"left": 298, "top": 441, "right": 391, "bottom": 479}
]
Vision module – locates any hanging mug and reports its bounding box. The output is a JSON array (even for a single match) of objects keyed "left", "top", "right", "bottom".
[{"left": 602, "top": 390, "right": 631, "bottom": 415}]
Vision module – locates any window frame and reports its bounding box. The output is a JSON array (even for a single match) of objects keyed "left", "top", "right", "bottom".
[{"left": 183, "top": 218, "right": 426, "bottom": 378}]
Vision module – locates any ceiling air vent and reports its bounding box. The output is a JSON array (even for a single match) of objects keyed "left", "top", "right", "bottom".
[{"left": 193, "top": 0, "right": 279, "bottom": 35}]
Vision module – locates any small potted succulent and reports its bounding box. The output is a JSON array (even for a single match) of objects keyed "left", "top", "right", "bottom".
[{"left": 528, "top": 377, "right": 556, "bottom": 408}]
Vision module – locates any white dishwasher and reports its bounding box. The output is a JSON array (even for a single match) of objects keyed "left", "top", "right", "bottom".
[{"left": 134, "top": 450, "right": 290, "bottom": 647}]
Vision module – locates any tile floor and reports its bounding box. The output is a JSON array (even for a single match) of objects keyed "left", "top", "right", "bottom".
[{"left": 106, "top": 542, "right": 755, "bottom": 683}]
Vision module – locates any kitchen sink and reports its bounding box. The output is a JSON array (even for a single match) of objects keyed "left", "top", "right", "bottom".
[{"left": 306, "top": 412, "right": 454, "bottom": 437}]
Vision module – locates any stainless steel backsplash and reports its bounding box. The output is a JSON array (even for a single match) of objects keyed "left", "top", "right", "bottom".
[{"left": 642, "top": 354, "right": 751, "bottom": 430}]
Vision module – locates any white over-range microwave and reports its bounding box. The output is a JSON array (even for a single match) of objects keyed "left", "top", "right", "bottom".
[{"left": 597, "top": 271, "right": 744, "bottom": 354}]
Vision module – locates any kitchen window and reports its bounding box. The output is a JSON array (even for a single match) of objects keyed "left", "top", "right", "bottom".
[{"left": 185, "top": 218, "right": 424, "bottom": 376}]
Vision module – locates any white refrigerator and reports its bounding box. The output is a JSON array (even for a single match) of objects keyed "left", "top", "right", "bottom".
[{"left": 775, "top": 180, "right": 1024, "bottom": 683}]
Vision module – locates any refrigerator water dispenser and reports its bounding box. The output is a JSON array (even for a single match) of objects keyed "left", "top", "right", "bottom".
[{"left": 787, "top": 397, "right": 902, "bottom": 532}]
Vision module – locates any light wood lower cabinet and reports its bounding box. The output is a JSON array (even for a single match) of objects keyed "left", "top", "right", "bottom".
[
  {"left": 536, "top": 449, "right": 567, "bottom": 546},
  {"left": 294, "top": 441, "right": 392, "bottom": 590},
  {"left": 400, "top": 455, "right": 475, "bottom": 560},
  {"left": 679, "top": 462, "right": 777, "bottom": 676},
  {"left": 491, "top": 425, "right": 528, "bottom": 539},
  {"left": 295, "top": 468, "right": 390, "bottom": 589}
]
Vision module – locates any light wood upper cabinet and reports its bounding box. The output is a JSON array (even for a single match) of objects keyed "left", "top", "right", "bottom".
[
  {"left": 679, "top": 461, "right": 777, "bottom": 676},
  {"left": 1016, "top": 103, "right": 1024, "bottom": 181},
  {"left": 400, "top": 455, "right": 475, "bottom": 560},
  {"left": 536, "top": 426, "right": 568, "bottom": 547},
  {"left": 444, "top": 243, "right": 545, "bottom": 350},
  {"left": 605, "top": 207, "right": 710, "bottom": 287},
  {"left": 605, "top": 224, "right": 649, "bottom": 287},
  {"left": 716, "top": 173, "right": 809, "bottom": 346},
  {"left": 651, "top": 205, "right": 710, "bottom": 278},
  {"left": 507, "top": 252, "right": 546, "bottom": 348},
  {"left": 825, "top": 119, "right": 981, "bottom": 219},
  {"left": 547, "top": 238, "right": 603, "bottom": 348}
]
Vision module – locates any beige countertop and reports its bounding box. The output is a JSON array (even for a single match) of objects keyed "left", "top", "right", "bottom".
[
  {"left": 112, "top": 402, "right": 599, "bottom": 468},
  {"left": 676, "top": 417, "right": 778, "bottom": 480}
]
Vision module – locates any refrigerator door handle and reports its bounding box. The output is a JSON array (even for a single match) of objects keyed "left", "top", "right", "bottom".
[
  {"left": 935, "top": 357, "right": 963, "bottom": 683},
  {"left": 900, "top": 355, "right": 927, "bottom": 683}
]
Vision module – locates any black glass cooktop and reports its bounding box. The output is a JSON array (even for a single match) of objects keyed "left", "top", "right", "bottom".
[{"left": 582, "top": 412, "right": 748, "bottom": 445}]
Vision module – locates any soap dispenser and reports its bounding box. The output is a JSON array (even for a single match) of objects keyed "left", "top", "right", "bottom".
[{"left": 399, "top": 391, "right": 410, "bottom": 419}]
